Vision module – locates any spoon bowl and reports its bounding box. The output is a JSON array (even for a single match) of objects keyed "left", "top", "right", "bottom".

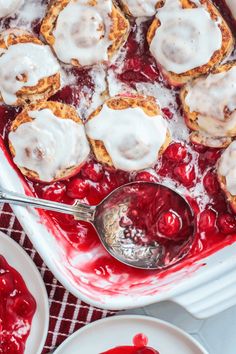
[
  {"left": 0, "top": 182, "right": 195, "bottom": 270},
  {"left": 94, "top": 182, "right": 195, "bottom": 269}
]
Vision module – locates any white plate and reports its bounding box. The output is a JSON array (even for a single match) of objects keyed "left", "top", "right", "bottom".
[
  {"left": 54, "top": 315, "right": 208, "bottom": 354},
  {"left": 0, "top": 231, "right": 49, "bottom": 354}
]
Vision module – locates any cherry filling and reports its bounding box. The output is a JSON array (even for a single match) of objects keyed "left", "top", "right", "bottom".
[
  {"left": 119, "top": 184, "right": 194, "bottom": 247},
  {"left": 116, "top": 20, "right": 160, "bottom": 85},
  {"left": 101, "top": 333, "right": 159, "bottom": 354},
  {"left": 0, "top": 0, "right": 236, "bottom": 295},
  {"left": 0, "top": 255, "right": 36, "bottom": 354}
]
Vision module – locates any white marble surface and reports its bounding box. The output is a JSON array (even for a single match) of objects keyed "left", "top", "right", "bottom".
[{"left": 122, "top": 302, "right": 236, "bottom": 354}]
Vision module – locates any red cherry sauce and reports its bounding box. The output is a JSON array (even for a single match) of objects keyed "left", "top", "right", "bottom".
[
  {"left": 101, "top": 347, "right": 158, "bottom": 354},
  {"left": 115, "top": 183, "right": 195, "bottom": 267},
  {"left": 0, "top": 255, "right": 37, "bottom": 354},
  {"left": 101, "top": 333, "right": 159, "bottom": 354},
  {"left": 0, "top": 0, "right": 236, "bottom": 297},
  {"left": 122, "top": 183, "right": 194, "bottom": 243}
]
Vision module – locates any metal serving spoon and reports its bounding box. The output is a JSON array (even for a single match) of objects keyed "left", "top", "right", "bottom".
[{"left": 0, "top": 182, "right": 195, "bottom": 270}]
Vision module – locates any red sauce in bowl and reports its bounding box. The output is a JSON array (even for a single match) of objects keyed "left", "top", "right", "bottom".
[
  {"left": 0, "top": 255, "right": 36, "bottom": 354},
  {"left": 101, "top": 333, "right": 159, "bottom": 354},
  {"left": 101, "top": 347, "right": 159, "bottom": 354}
]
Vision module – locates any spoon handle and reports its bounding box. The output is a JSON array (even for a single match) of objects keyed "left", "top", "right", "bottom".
[{"left": 0, "top": 188, "right": 95, "bottom": 222}]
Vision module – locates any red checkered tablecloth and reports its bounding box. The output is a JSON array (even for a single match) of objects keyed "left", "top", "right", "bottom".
[{"left": 0, "top": 203, "right": 115, "bottom": 353}]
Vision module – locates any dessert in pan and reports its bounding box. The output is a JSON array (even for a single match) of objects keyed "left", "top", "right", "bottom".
[{"left": 1, "top": 0, "right": 236, "bottom": 297}]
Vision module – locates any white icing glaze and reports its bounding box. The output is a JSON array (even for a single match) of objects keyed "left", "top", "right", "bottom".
[
  {"left": 185, "top": 65, "right": 236, "bottom": 137},
  {"left": 122, "top": 0, "right": 157, "bottom": 17},
  {"left": 9, "top": 109, "right": 90, "bottom": 182},
  {"left": 150, "top": 0, "right": 222, "bottom": 74},
  {"left": 0, "top": 42, "right": 60, "bottom": 105},
  {"left": 3, "top": 1, "right": 47, "bottom": 31},
  {"left": 53, "top": 0, "right": 113, "bottom": 66},
  {"left": 86, "top": 104, "right": 168, "bottom": 171},
  {"left": 218, "top": 141, "right": 236, "bottom": 195},
  {"left": 0, "top": 0, "right": 24, "bottom": 18},
  {"left": 225, "top": 0, "right": 236, "bottom": 20}
]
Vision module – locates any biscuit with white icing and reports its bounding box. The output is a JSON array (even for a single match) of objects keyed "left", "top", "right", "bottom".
[
  {"left": 0, "top": 29, "right": 61, "bottom": 106},
  {"left": 218, "top": 141, "right": 236, "bottom": 213},
  {"left": 181, "top": 61, "right": 236, "bottom": 148},
  {"left": 40, "top": 0, "right": 130, "bottom": 67},
  {"left": 9, "top": 101, "right": 90, "bottom": 183},
  {"left": 85, "top": 95, "right": 171, "bottom": 171},
  {"left": 147, "top": 0, "right": 234, "bottom": 87}
]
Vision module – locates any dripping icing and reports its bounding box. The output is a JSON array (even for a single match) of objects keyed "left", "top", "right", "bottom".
[
  {"left": 9, "top": 109, "right": 90, "bottom": 182},
  {"left": 0, "top": 42, "right": 60, "bottom": 105},
  {"left": 86, "top": 104, "right": 168, "bottom": 171},
  {"left": 53, "top": 0, "right": 113, "bottom": 66},
  {"left": 150, "top": 0, "right": 222, "bottom": 74}
]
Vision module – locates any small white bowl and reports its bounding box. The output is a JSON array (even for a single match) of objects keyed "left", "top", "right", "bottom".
[
  {"left": 54, "top": 315, "right": 208, "bottom": 354},
  {"left": 0, "top": 231, "right": 49, "bottom": 354}
]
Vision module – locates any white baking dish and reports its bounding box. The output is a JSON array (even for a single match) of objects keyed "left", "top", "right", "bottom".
[{"left": 1, "top": 143, "right": 236, "bottom": 319}]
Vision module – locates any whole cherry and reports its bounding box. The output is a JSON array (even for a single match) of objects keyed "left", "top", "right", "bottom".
[
  {"left": 157, "top": 210, "right": 182, "bottom": 238},
  {"left": 12, "top": 294, "right": 36, "bottom": 319},
  {"left": 174, "top": 163, "right": 196, "bottom": 187},
  {"left": 217, "top": 213, "right": 236, "bottom": 235},
  {"left": 203, "top": 170, "right": 220, "bottom": 195},
  {"left": 199, "top": 209, "right": 217, "bottom": 232},
  {"left": 164, "top": 142, "right": 187, "bottom": 163}
]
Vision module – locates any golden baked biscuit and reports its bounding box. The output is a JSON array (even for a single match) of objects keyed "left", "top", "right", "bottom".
[
  {"left": 0, "top": 29, "right": 61, "bottom": 106},
  {"left": 86, "top": 95, "right": 171, "bottom": 171},
  {"left": 9, "top": 101, "right": 90, "bottom": 183},
  {"left": 147, "top": 0, "right": 234, "bottom": 87},
  {"left": 189, "top": 132, "right": 232, "bottom": 149},
  {"left": 40, "top": 0, "right": 130, "bottom": 67},
  {"left": 181, "top": 61, "right": 236, "bottom": 148}
]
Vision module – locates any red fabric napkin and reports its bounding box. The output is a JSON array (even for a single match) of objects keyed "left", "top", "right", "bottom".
[{"left": 0, "top": 203, "right": 115, "bottom": 353}]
